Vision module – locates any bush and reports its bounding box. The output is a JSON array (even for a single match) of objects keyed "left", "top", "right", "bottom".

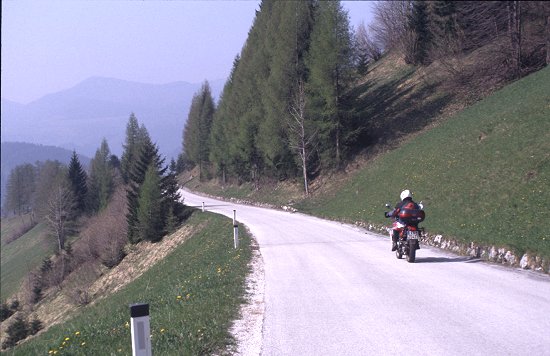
[
  {"left": 1, "top": 314, "right": 43, "bottom": 350},
  {"left": 2, "top": 316, "right": 29, "bottom": 349},
  {"left": 0, "top": 301, "right": 14, "bottom": 322}
]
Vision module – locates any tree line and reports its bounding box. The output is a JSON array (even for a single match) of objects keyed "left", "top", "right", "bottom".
[
  {"left": 181, "top": 0, "right": 549, "bottom": 195},
  {"left": 3, "top": 114, "right": 186, "bottom": 249}
]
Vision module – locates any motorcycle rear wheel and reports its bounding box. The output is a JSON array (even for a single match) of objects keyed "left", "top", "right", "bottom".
[{"left": 407, "top": 241, "right": 416, "bottom": 263}]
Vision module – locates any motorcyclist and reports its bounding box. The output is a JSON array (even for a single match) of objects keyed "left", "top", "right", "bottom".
[{"left": 385, "top": 189, "right": 424, "bottom": 251}]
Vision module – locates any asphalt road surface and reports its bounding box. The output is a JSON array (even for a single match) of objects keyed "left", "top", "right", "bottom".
[{"left": 181, "top": 190, "right": 550, "bottom": 356}]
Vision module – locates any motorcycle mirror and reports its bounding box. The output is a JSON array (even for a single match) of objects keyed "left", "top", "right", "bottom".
[
  {"left": 419, "top": 201, "right": 424, "bottom": 209},
  {"left": 385, "top": 203, "right": 391, "bottom": 208}
]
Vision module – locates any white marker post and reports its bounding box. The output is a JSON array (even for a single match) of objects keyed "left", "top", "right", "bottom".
[
  {"left": 130, "top": 303, "right": 152, "bottom": 356},
  {"left": 233, "top": 210, "right": 239, "bottom": 249},
  {"left": 202, "top": 202, "right": 205, "bottom": 212}
]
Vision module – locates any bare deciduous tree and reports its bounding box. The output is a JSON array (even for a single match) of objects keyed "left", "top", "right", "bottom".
[
  {"left": 45, "top": 183, "right": 76, "bottom": 252},
  {"left": 369, "top": 1, "right": 414, "bottom": 59},
  {"left": 355, "top": 21, "right": 382, "bottom": 73},
  {"left": 288, "top": 80, "right": 317, "bottom": 196}
]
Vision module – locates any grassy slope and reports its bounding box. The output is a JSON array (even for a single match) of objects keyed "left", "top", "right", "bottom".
[
  {"left": 299, "top": 66, "right": 550, "bottom": 258},
  {"left": 1, "top": 220, "right": 53, "bottom": 301},
  {"left": 5, "top": 211, "right": 251, "bottom": 355}
]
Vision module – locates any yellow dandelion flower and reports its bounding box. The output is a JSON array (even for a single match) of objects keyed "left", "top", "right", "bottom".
[
  {"left": 65, "top": 337, "right": 70, "bottom": 341},
  {"left": 75, "top": 331, "right": 81, "bottom": 336},
  {"left": 54, "top": 352, "right": 58, "bottom": 355},
  {"left": 48, "top": 351, "right": 54, "bottom": 354},
  {"left": 176, "top": 295, "right": 182, "bottom": 299},
  {"left": 125, "top": 321, "right": 130, "bottom": 328},
  {"left": 160, "top": 328, "right": 165, "bottom": 333},
  {"left": 118, "top": 349, "right": 122, "bottom": 352},
  {"left": 81, "top": 342, "right": 86, "bottom": 346}
]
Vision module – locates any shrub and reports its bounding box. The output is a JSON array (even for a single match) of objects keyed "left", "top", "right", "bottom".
[
  {"left": 2, "top": 316, "right": 29, "bottom": 349},
  {"left": 0, "top": 301, "right": 14, "bottom": 322}
]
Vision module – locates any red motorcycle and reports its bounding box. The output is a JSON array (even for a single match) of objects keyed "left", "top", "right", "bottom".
[{"left": 385, "top": 202, "right": 425, "bottom": 263}]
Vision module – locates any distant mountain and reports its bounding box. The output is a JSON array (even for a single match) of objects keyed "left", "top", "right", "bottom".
[
  {"left": 0, "top": 142, "right": 91, "bottom": 209},
  {"left": 1, "top": 77, "right": 225, "bottom": 159}
]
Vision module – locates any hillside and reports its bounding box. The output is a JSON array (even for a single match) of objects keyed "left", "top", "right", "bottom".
[
  {"left": 183, "top": 57, "right": 550, "bottom": 269},
  {"left": 1, "top": 77, "right": 224, "bottom": 158},
  {"left": 300, "top": 65, "right": 550, "bottom": 260},
  {"left": 1, "top": 212, "right": 253, "bottom": 354}
]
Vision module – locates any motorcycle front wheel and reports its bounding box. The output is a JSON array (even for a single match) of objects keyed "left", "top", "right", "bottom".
[{"left": 396, "top": 245, "right": 403, "bottom": 259}]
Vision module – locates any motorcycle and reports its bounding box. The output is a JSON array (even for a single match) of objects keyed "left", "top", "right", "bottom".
[{"left": 385, "top": 202, "right": 425, "bottom": 263}]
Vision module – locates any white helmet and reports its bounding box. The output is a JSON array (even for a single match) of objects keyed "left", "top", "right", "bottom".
[{"left": 400, "top": 189, "right": 412, "bottom": 201}]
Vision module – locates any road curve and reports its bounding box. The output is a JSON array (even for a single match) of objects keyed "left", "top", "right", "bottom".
[{"left": 181, "top": 190, "right": 550, "bottom": 356}]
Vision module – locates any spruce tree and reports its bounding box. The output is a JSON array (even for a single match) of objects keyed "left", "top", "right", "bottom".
[
  {"left": 209, "top": 56, "right": 239, "bottom": 184},
  {"left": 126, "top": 130, "right": 171, "bottom": 243},
  {"left": 408, "top": 0, "right": 433, "bottom": 65},
  {"left": 306, "top": 0, "right": 355, "bottom": 169},
  {"left": 121, "top": 113, "right": 140, "bottom": 183},
  {"left": 67, "top": 151, "right": 88, "bottom": 214},
  {"left": 137, "top": 164, "right": 163, "bottom": 242},
  {"left": 183, "top": 81, "right": 215, "bottom": 180},
  {"left": 88, "top": 139, "right": 114, "bottom": 212}
]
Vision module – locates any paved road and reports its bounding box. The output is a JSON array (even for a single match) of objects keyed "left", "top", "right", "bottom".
[{"left": 181, "top": 190, "right": 550, "bottom": 356}]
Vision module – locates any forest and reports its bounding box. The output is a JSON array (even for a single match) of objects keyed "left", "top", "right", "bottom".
[{"left": 181, "top": 0, "right": 549, "bottom": 194}]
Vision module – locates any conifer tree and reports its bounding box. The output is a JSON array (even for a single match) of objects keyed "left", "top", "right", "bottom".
[
  {"left": 183, "top": 81, "right": 215, "bottom": 180},
  {"left": 121, "top": 113, "right": 140, "bottom": 183},
  {"left": 67, "top": 151, "right": 88, "bottom": 215},
  {"left": 126, "top": 127, "right": 184, "bottom": 244},
  {"left": 209, "top": 56, "right": 240, "bottom": 184},
  {"left": 137, "top": 164, "right": 163, "bottom": 242},
  {"left": 408, "top": 0, "right": 433, "bottom": 65},
  {"left": 88, "top": 139, "right": 114, "bottom": 212},
  {"left": 306, "top": 0, "right": 354, "bottom": 169}
]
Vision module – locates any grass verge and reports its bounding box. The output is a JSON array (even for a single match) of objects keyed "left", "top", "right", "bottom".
[{"left": 4, "top": 211, "right": 251, "bottom": 355}]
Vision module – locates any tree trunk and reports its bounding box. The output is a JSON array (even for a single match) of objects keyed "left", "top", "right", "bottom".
[
  {"left": 508, "top": 1, "right": 521, "bottom": 78},
  {"left": 546, "top": 7, "right": 550, "bottom": 65}
]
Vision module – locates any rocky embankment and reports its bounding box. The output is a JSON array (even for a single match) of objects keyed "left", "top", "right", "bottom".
[{"left": 359, "top": 222, "right": 550, "bottom": 275}]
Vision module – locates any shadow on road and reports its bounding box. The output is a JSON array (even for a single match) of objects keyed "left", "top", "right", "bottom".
[{"left": 415, "top": 257, "right": 482, "bottom": 264}]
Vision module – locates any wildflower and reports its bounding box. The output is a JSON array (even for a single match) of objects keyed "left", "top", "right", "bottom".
[
  {"left": 81, "top": 342, "right": 86, "bottom": 346},
  {"left": 176, "top": 295, "right": 182, "bottom": 300},
  {"left": 160, "top": 328, "right": 165, "bottom": 333},
  {"left": 48, "top": 351, "right": 54, "bottom": 354},
  {"left": 65, "top": 337, "right": 70, "bottom": 341},
  {"left": 125, "top": 321, "right": 130, "bottom": 328},
  {"left": 75, "top": 331, "right": 81, "bottom": 336}
]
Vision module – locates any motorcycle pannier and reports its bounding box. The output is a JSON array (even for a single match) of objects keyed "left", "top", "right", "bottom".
[{"left": 398, "top": 208, "right": 425, "bottom": 223}]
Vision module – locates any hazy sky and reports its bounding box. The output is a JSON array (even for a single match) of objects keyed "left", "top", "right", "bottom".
[{"left": 1, "top": 0, "right": 374, "bottom": 104}]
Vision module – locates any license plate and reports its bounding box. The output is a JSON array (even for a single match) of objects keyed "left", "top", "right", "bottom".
[{"left": 407, "top": 231, "right": 419, "bottom": 239}]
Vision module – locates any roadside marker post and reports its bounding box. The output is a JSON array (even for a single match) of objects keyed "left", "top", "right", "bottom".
[
  {"left": 202, "top": 202, "right": 205, "bottom": 212},
  {"left": 130, "top": 303, "right": 152, "bottom": 356},
  {"left": 233, "top": 210, "right": 239, "bottom": 249}
]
